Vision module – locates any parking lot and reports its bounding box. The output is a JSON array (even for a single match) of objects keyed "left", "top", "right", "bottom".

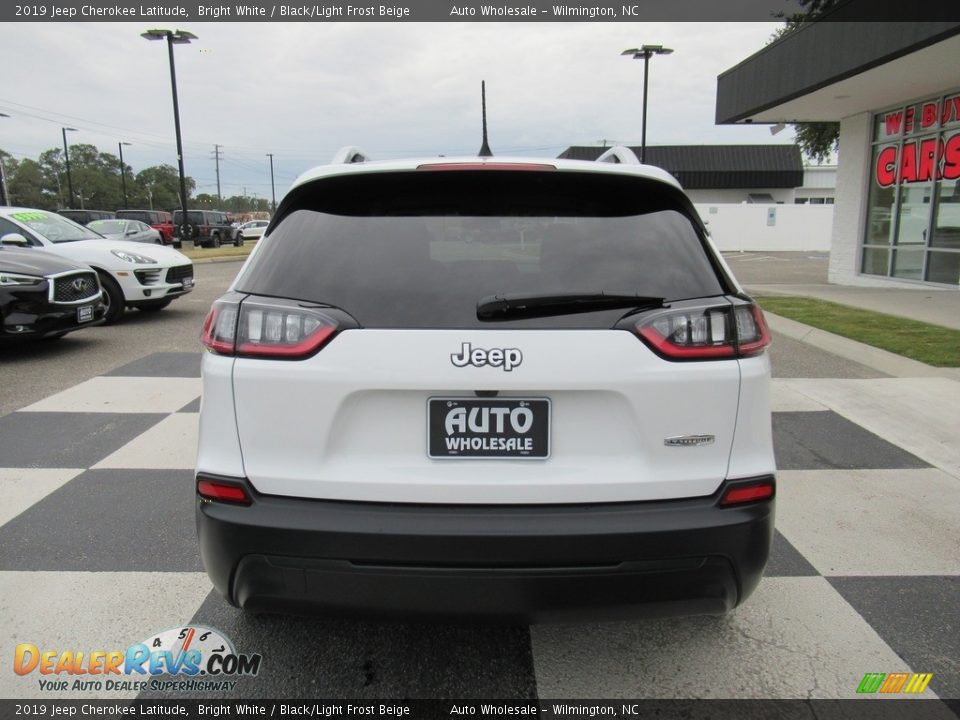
[{"left": 1, "top": 257, "right": 958, "bottom": 704}]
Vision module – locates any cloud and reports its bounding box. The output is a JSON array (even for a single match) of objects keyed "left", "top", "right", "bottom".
[{"left": 0, "top": 21, "right": 786, "bottom": 197}]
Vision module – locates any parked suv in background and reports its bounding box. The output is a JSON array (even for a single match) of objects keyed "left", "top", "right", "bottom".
[
  {"left": 116, "top": 209, "right": 175, "bottom": 245},
  {"left": 173, "top": 210, "right": 239, "bottom": 248},
  {"left": 196, "top": 147, "right": 775, "bottom": 621},
  {"left": 57, "top": 209, "right": 115, "bottom": 226}
]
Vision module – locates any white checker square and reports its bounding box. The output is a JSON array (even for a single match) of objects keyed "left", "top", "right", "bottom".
[
  {"left": 775, "top": 469, "right": 960, "bottom": 576},
  {"left": 94, "top": 414, "right": 200, "bottom": 470},
  {"left": 19, "top": 377, "right": 201, "bottom": 415},
  {"left": 0, "top": 468, "right": 83, "bottom": 527}
]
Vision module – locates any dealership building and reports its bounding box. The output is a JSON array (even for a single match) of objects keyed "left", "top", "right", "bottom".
[{"left": 716, "top": 20, "right": 960, "bottom": 288}]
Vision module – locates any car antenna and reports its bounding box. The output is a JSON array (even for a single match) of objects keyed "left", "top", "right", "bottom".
[{"left": 478, "top": 81, "right": 493, "bottom": 157}]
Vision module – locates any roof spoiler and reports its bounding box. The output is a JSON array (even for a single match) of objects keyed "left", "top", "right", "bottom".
[
  {"left": 596, "top": 146, "right": 640, "bottom": 165},
  {"left": 331, "top": 146, "right": 369, "bottom": 164}
]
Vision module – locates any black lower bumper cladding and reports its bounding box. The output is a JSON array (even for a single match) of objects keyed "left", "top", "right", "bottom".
[{"left": 196, "top": 474, "right": 774, "bottom": 622}]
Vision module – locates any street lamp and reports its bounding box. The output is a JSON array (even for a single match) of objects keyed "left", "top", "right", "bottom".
[
  {"left": 118, "top": 141, "right": 132, "bottom": 208},
  {"left": 142, "top": 28, "right": 196, "bottom": 239},
  {"left": 0, "top": 113, "right": 9, "bottom": 206},
  {"left": 621, "top": 45, "right": 674, "bottom": 163},
  {"left": 62, "top": 127, "right": 78, "bottom": 208}
]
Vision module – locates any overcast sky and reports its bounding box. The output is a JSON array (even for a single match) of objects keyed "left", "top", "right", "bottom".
[{"left": 0, "top": 22, "right": 788, "bottom": 201}]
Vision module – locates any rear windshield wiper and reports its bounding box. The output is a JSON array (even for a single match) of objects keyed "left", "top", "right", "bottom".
[{"left": 477, "top": 292, "right": 663, "bottom": 321}]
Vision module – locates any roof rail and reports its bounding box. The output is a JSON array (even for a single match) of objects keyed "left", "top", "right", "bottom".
[
  {"left": 596, "top": 146, "right": 641, "bottom": 165},
  {"left": 330, "top": 146, "right": 370, "bottom": 164}
]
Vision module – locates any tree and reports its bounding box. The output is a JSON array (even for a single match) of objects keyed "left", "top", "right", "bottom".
[
  {"left": 0, "top": 149, "right": 16, "bottom": 206},
  {"left": 131, "top": 165, "right": 196, "bottom": 211},
  {"left": 65, "top": 143, "right": 124, "bottom": 210},
  {"left": 8, "top": 158, "right": 56, "bottom": 209},
  {"left": 771, "top": 0, "right": 841, "bottom": 163}
]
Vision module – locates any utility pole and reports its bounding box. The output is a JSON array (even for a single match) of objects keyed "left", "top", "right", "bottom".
[
  {"left": 212, "top": 144, "right": 223, "bottom": 204},
  {"left": 0, "top": 156, "right": 8, "bottom": 207},
  {"left": 267, "top": 153, "right": 276, "bottom": 213},
  {"left": 0, "top": 113, "right": 9, "bottom": 206}
]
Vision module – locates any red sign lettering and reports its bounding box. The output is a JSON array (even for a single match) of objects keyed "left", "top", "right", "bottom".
[
  {"left": 876, "top": 146, "right": 898, "bottom": 187},
  {"left": 885, "top": 111, "right": 903, "bottom": 137},
  {"left": 921, "top": 102, "right": 938, "bottom": 128},
  {"left": 917, "top": 139, "right": 937, "bottom": 181},
  {"left": 945, "top": 134, "right": 960, "bottom": 181},
  {"left": 874, "top": 135, "right": 960, "bottom": 186}
]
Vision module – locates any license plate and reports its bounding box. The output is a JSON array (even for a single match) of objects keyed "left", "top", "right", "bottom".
[
  {"left": 428, "top": 397, "right": 550, "bottom": 459},
  {"left": 181, "top": 277, "right": 194, "bottom": 289},
  {"left": 77, "top": 305, "right": 94, "bottom": 323}
]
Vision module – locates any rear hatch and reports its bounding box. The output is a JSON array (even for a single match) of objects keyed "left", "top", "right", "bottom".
[{"left": 221, "top": 166, "right": 744, "bottom": 504}]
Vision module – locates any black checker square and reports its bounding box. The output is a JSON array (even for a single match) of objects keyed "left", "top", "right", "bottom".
[
  {"left": 829, "top": 576, "right": 960, "bottom": 701},
  {"left": 764, "top": 530, "right": 819, "bottom": 578},
  {"left": 0, "top": 469, "right": 201, "bottom": 572},
  {"left": 138, "top": 590, "right": 538, "bottom": 700},
  {"left": 773, "top": 411, "right": 930, "bottom": 470},
  {"left": 105, "top": 352, "right": 202, "bottom": 378},
  {"left": 0, "top": 411, "right": 165, "bottom": 468}
]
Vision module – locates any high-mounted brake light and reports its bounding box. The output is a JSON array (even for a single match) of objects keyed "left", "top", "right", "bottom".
[
  {"left": 416, "top": 162, "right": 556, "bottom": 171},
  {"left": 635, "top": 302, "right": 770, "bottom": 361},
  {"left": 197, "top": 478, "right": 251, "bottom": 505},
  {"left": 201, "top": 298, "right": 339, "bottom": 360},
  {"left": 719, "top": 479, "right": 775, "bottom": 507}
]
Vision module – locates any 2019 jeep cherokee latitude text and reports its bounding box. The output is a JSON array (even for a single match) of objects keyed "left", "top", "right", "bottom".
[{"left": 196, "top": 150, "right": 775, "bottom": 621}]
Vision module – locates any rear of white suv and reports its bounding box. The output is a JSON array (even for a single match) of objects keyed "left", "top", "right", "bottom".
[{"left": 196, "top": 153, "right": 775, "bottom": 621}]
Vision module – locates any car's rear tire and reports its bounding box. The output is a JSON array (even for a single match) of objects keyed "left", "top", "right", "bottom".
[
  {"left": 96, "top": 272, "right": 125, "bottom": 325},
  {"left": 211, "top": 232, "right": 221, "bottom": 249},
  {"left": 235, "top": 232, "right": 244, "bottom": 247},
  {"left": 135, "top": 298, "right": 173, "bottom": 313}
]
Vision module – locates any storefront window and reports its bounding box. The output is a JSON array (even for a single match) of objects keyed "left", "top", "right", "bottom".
[
  {"left": 862, "top": 92, "right": 960, "bottom": 285},
  {"left": 861, "top": 247, "right": 890, "bottom": 275},
  {"left": 894, "top": 182, "right": 932, "bottom": 246},
  {"left": 863, "top": 144, "right": 897, "bottom": 246}
]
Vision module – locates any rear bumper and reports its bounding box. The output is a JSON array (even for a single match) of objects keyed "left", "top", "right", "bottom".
[{"left": 197, "top": 475, "right": 774, "bottom": 622}]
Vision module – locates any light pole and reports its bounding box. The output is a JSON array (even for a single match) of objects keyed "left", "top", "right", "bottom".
[
  {"left": 267, "top": 153, "right": 276, "bottom": 213},
  {"left": 118, "top": 141, "right": 132, "bottom": 208},
  {"left": 142, "top": 28, "right": 196, "bottom": 238},
  {"left": 0, "top": 113, "right": 9, "bottom": 206},
  {"left": 61, "top": 127, "right": 78, "bottom": 208},
  {"left": 621, "top": 45, "right": 673, "bottom": 163}
]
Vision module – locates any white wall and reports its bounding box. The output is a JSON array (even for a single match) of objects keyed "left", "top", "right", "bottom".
[
  {"left": 695, "top": 203, "right": 834, "bottom": 252},
  {"left": 829, "top": 112, "right": 873, "bottom": 284},
  {"left": 685, "top": 188, "right": 796, "bottom": 204},
  {"left": 802, "top": 165, "right": 838, "bottom": 190}
]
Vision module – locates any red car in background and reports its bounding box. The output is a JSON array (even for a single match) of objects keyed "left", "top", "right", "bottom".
[{"left": 116, "top": 210, "right": 175, "bottom": 245}]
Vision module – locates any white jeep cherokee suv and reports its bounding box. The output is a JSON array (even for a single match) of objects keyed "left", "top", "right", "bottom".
[{"left": 197, "top": 148, "right": 775, "bottom": 621}]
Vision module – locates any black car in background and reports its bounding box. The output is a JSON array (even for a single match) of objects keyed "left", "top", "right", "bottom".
[
  {"left": 57, "top": 209, "right": 116, "bottom": 226},
  {"left": 0, "top": 243, "right": 106, "bottom": 342}
]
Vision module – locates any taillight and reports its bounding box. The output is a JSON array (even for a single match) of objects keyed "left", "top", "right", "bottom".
[
  {"left": 201, "top": 298, "right": 338, "bottom": 359},
  {"left": 635, "top": 302, "right": 770, "bottom": 361},
  {"left": 197, "top": 477, "right": 251, "bottom": 505},
  {"left": 719, "top": 479, "right": 775, "bottom": 507}
]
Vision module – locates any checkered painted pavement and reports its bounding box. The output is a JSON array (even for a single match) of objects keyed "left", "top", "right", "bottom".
[{"left": 1, "top": 351, "right": 958, "bottom": 703}]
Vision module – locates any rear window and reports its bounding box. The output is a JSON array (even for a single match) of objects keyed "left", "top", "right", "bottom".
[
  {"left": 235, "top": 170, "right": 726, "bottom": 329},
  {"left": 117, "top": 211, "right": 152, "bottom": 223}
]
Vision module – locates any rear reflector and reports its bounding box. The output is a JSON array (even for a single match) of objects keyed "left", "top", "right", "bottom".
[
  {"left": 416, "top": 162, "right": 556, "bottom": 171},
  {"left": 635, "top": 302, "right": 770, "bottom": 361},
  {"left": 719, "top": 481, "right": 775, "bottom": 507},
  {"left": 197, "top": 478, "right": 251, "bottom": 505},
  {"left": 201, "top": 297, "right": 339, "bottom": 360}
]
